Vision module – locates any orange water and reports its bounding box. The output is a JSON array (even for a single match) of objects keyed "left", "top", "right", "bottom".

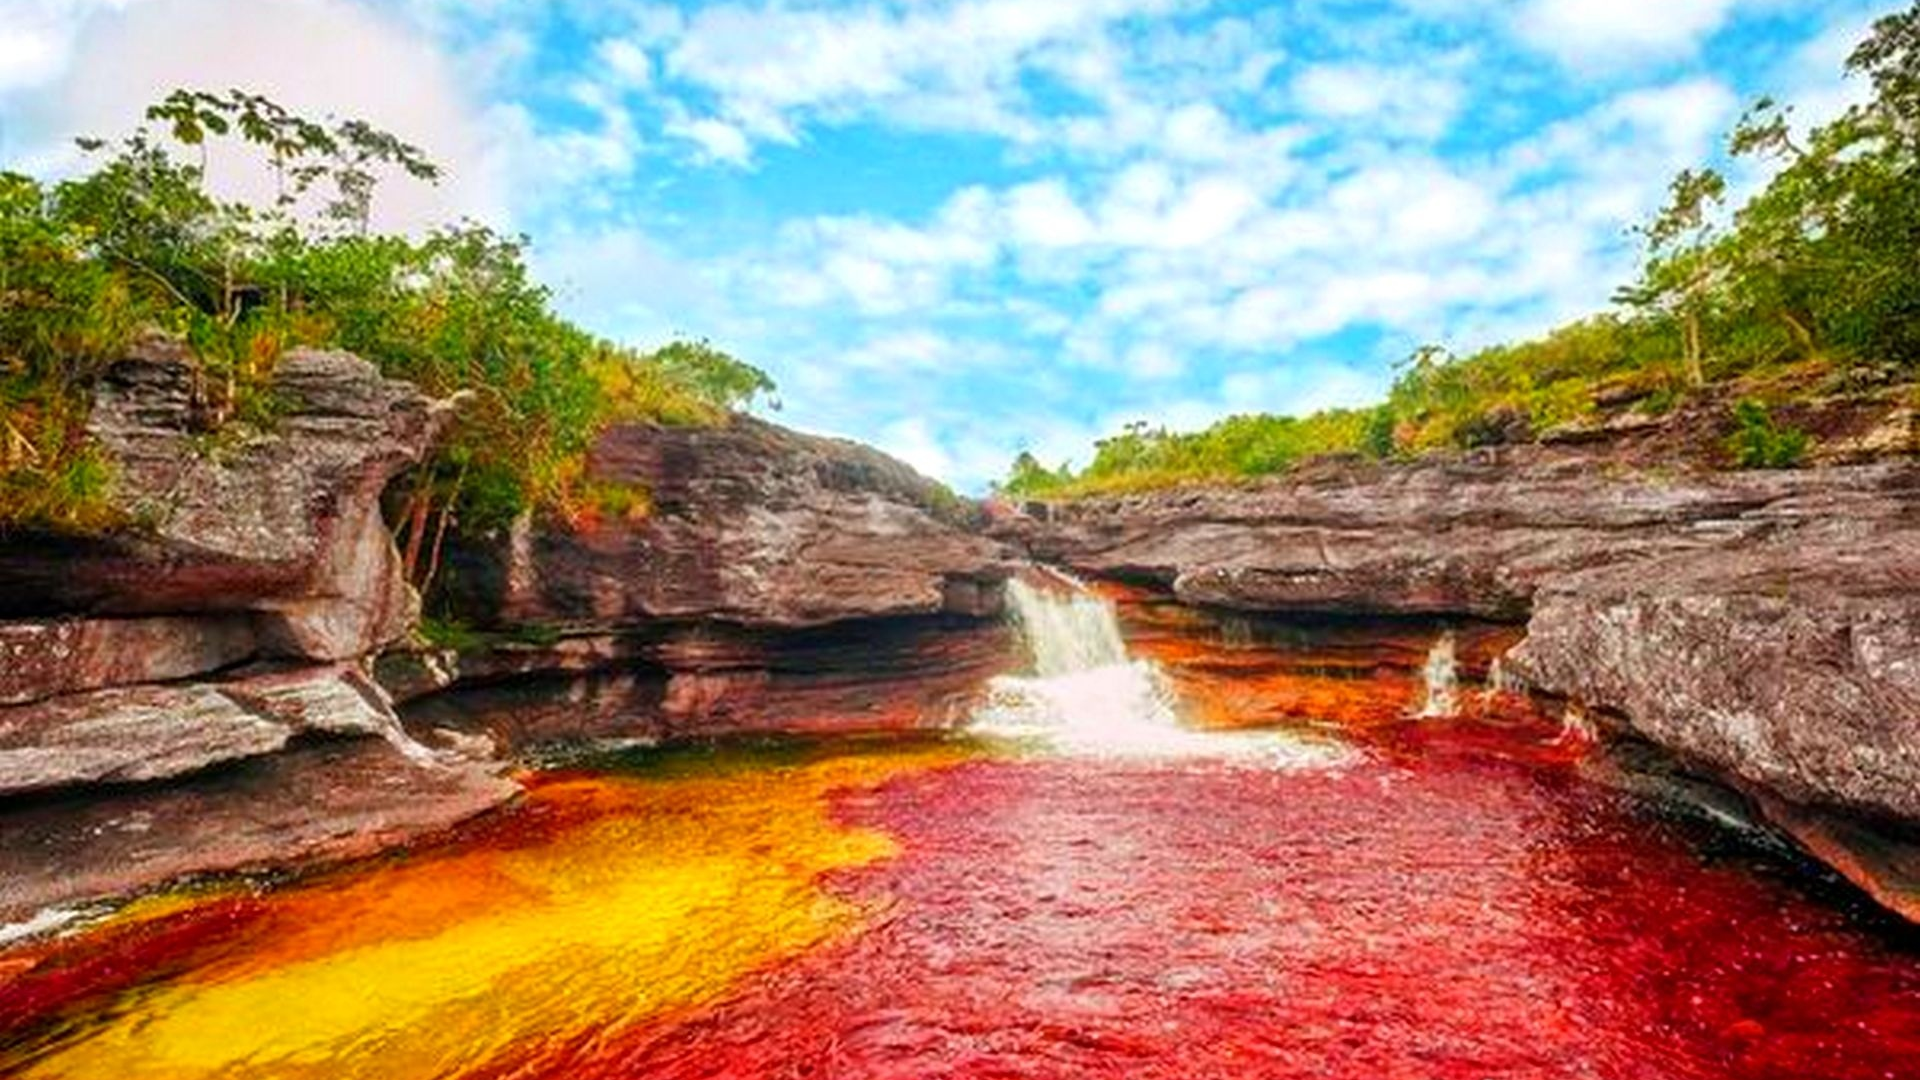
[{"left": 1, "top": 740, "right": 969, "bottom": 1080}]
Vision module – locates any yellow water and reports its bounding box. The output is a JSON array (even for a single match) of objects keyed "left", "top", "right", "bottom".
[{"left": 16, "top": 741, "right": 968, "bottom": 1080}]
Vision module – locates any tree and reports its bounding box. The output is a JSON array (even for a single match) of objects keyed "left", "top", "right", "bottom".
[
  {"left": 1617, "top": 168, "right": 1727, "bottom": 387},
  {"left": 1000, "top": 451, "right": 1066, "bottom": 497},
  {"left": 4, "top": 87, "right": 774, "bottom": 550}
]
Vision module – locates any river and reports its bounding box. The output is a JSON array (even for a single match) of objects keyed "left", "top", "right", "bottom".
[{"left": 2, "top": 577, "right": 1915, "bottom": 1078}]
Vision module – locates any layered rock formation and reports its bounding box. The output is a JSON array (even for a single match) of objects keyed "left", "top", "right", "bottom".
[
  {"left": 1005, "top": 451, "right": 1920, "bottom": 919},
  {"left": 0, "top": 337, "right": 516, "bottom": 921},
  {"left": 1006, "top": 454, "right": 1917, "bottom": 619},
  {"left": 0, "top": 344, "right": 1019, "bottom": 922},
  {"left": 442, "top": 416, "right": 1010, "bottom": 629},
  {"left": 404, "top": 416, "right": 1019, "bottom": 751},
  {"left": 0, "top": 337, "right": 465, "bottom": 782},
  {"left": 0, "top": 336, "right": 435, "bottom": 656}
]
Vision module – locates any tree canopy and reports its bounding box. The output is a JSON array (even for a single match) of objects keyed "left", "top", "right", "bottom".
[{"left": 1, "top": 89, "right": 773, "bottom": 558}]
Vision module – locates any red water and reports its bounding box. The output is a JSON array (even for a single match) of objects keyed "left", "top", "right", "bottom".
[
  {"left": 468, "top": 723, "right": 1920, "bottom": 1080},
  {"left": 6, "top": 717, "right": 1919, "bottom": 1079}
]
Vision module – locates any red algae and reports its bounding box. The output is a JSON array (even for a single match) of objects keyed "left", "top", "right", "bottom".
[
  {"left": 495, "top": 725, "right": 1920, "bottom": 1080},
  {"left": 3, "top": 715, "right": 1917, "bottom": 1078}
]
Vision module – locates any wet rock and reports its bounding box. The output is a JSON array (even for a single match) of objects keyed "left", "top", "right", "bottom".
[
  {"left": 1754, "top": 794, "right": 1920, "bottom": 924},
  {"left": 0, "top": 738, "right": 515, "bottom": 924}
]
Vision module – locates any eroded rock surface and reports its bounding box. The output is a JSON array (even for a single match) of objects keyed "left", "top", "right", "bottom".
[
  {"left": 0, "top": 338, "right": 503, "bottom": 922},
  {"left": 1506, "top": 533, "right": 1920, "bottom": 823},
  {"left": 403, "top": 417, "right": 1024, "bottom": 746},
  {"left": 446, "top": 417, "right": 1015, "bottom": 629},
  {"left": 0, "top": 738, "right": 513, "bottom": 923},
  {"left": 0, "top": 335, "right": 440, "bottom": 662},
  {"left": 1009, "top": 455, "right": 1920, "bottom": 919},
  {"left": 1006, "top": 455, "right": 1918, "bottom": 619},
  {"left": 0, "top": 666, "right": 426, "bottom": 799}
]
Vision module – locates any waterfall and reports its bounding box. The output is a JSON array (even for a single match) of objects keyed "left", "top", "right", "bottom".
[
  {"left": 971, "top": 570, "right": 1351, "bottom": 768},
  {"left": 1004, "top": 572, "right": 1135, "bottom": 678},
  {"left": 970, "top": 573, "right": 1183, "bottom": 754},
  {"left": 1416, "top": 631, "right": 1459, "bottom": 718}
]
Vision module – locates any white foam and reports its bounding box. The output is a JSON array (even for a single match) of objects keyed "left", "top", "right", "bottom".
[{"left": 971, "top": 574, "right": 1353, "bottom": 768}]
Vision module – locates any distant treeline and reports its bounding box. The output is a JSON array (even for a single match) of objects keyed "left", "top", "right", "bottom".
[{"left": 1003, "top": 4, "right": 1920, "bottom": 498}]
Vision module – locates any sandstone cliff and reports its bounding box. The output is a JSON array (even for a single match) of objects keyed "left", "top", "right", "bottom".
[
  {"left": 0, "top": 341, "right": 1019, "bottom": 922},
  {"left": 393, "top": 416, "right": 1019, "bottom": 752}
]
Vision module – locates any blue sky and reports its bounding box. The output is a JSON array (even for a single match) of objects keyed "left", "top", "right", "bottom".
[{"left": 0, "top": 0, "right": 1901, "bottom": 488}]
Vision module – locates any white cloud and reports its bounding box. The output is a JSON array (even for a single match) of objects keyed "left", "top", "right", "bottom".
[
  {"left": 1292, "top": 62, "right": 1465, "bottom": 139},
  {"left": 1513, "top": 0, "right": 1742, "bottom": 67},
  {"left": 1125, "top": 341, "right": 1185, "bottom": 380},
  {"left": 876, "top": 416, "right": 954, "bottom": 479},
  {"left": 639, "top": 0, "right": 1182, "bottom": 154},
  {"left": 11, "top": 0, "right": 503, "bottom": 230},
  {"left": 596, "top": 38, "right": 653, "bottom": 89},
  {"left": 667, "top": 113, "right": 752, "bottom": 165},
  {"left": 1004, "top": 180, "right": 1098, "bottom": 248},
  {"left": 533, "top": 223, "right": 708, "bottom": 345}
]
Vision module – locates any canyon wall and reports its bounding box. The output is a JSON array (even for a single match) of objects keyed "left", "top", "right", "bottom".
[{"left": 392, "top": 414, "right": 1018, "bottom": 754}]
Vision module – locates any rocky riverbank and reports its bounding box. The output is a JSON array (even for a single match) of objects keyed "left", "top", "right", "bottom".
[
  {"left": 0, "top": 340, "right": 1017, "bottom": 924},
  {"left": 999, "top": 445, "right": 1920, "bottom": 920},
  {"left": 5, "top": 336, "right": 1917, "bottom": 928}
]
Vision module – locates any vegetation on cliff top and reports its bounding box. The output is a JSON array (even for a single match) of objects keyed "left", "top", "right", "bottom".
[
  {"left": 0, "top": 90, "right": 773, "bottom": 549},
  {"left": 1002, "top": 4, "right": 1920, "bottom": 499}
]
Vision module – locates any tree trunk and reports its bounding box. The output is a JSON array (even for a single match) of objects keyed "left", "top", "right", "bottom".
[
  {"left": 1683, "top": 309, "right": 1706, "bottom": 387},
  {"left": 420, "top": 468, "right": 465, "bottom": 597},
  {"left": 399, "top": 482, "right": 432, "bottom": 585},
  {"left": 1780, "top": 309, "right": 1818, "bottom": 359}
]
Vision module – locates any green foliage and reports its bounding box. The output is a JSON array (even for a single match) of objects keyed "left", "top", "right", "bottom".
[
  {"left": 1361, "top": 405, "right": 1397, "bottom": 460},
  {"left": 999, "top": 451, "right": 1069, "bottom": 498},
  {"left": 645, "top": 339, "right": 777, "bottom": 415},
  {"left": 1725, "top": 399, "right": 1810, "bottom": 469},
  {"left": 0, "top": 89, "right": 773, "bottom": 539},
  {"left": 1005, "top": 5, "right": 1920, "bottom": 497},
  {"left": 1001, "top": 410, "right": 1370, "bottom": 498},
  {"left": 417, "top": 615, "right": 487, "bottom": 652}
]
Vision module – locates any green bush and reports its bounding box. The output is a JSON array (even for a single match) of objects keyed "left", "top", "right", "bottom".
[{"left": 1726, "top": 400, "right": 1811, "bottom": 469}]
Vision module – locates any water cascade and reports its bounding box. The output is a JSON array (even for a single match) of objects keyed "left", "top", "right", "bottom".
[
  {"left": 971, "top": 570, "right": 1348, "bottom": 766},
  {"left": 1416, "top": 631, "right": 1459, "bottom": 718}
]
